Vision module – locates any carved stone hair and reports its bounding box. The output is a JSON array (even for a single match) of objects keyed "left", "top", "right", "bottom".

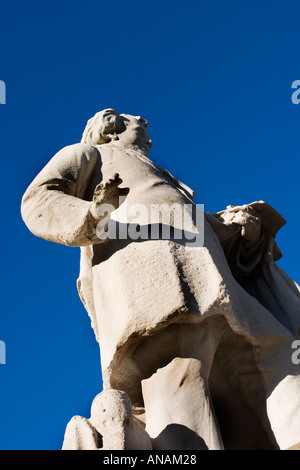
[{"left": 81, "top": 110, "right": 112, "bottom": 146}]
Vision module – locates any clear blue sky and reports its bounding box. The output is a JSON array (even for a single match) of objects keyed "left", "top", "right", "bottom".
[{"left": 0, "top": 0, "right": 299, "bottom": 450}]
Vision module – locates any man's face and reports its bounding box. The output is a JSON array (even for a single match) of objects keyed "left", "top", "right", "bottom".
[
  {"left": 93, "top": 109, "right": 152, "bottom": 152},
  {"left": 119, "top": 113, "right": 152, "bottom": 151}
]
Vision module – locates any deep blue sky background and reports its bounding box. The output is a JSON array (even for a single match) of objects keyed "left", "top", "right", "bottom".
[{"left": 0, "top": 0, "right": 299, "bottom": 450}]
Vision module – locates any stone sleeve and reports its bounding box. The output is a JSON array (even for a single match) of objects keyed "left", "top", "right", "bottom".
[{"left": 21, "top": 143, "right": 102, "bottom": 247}]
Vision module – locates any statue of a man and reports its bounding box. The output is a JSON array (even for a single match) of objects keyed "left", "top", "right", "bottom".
[{"left": 21, "top": 109, "right": 300, "bottom": 450}]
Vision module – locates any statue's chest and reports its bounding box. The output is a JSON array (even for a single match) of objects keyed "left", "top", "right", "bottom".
[{"left": 99, "top": 149, "right": 169, "bottom": 196}]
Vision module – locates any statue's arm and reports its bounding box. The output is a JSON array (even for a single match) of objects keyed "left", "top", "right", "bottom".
[{"left": 21, "top": 143, "right": 102, "bottom": 247}]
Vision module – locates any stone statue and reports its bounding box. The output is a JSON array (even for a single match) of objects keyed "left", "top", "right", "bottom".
[{"left": 21, "top": 109, "right": 300, "bottom": 450}]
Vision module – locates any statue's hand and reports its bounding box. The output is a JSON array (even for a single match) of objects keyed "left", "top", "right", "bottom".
[{"left": 90, "top": 173, "right": 129, "bottom": 220}]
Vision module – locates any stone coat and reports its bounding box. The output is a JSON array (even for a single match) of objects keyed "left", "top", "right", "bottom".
[{"left": 21, "top": 143, "right": 300, "bottom": 411}]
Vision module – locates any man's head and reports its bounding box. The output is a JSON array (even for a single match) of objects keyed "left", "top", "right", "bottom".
[
  {"left": 81, "top": 109, "right": 124, "bottom": 145},
  {"left": 81, "top": 109, "right": 152, "bottom": 154}
]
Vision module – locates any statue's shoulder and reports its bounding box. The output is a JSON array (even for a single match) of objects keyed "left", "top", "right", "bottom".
[
  {"left": 58, "top": 142, "right": 100, "bottom": 157},
  {"left": 50, "top": 142, "right": 101, "bottom": 167}
]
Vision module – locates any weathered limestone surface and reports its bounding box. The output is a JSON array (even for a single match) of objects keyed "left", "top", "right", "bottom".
[
  {"left": 141, "top": 357, "right": 223, "bottom": 450},
  {"left": 21, "top": 109, "right": 300, "bottom": 450},
  {"left": 62, "top": 390, "right": 152, "bottom": 450}
]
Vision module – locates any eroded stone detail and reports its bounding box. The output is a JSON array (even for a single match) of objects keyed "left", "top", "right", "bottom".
[{"left": 21, "top": 109, "right": 300, "bottom": 450}]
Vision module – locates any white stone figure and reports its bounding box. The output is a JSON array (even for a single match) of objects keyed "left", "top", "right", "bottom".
[{"left": 21, "top": 109, "right": 300, "bottom": 450}]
